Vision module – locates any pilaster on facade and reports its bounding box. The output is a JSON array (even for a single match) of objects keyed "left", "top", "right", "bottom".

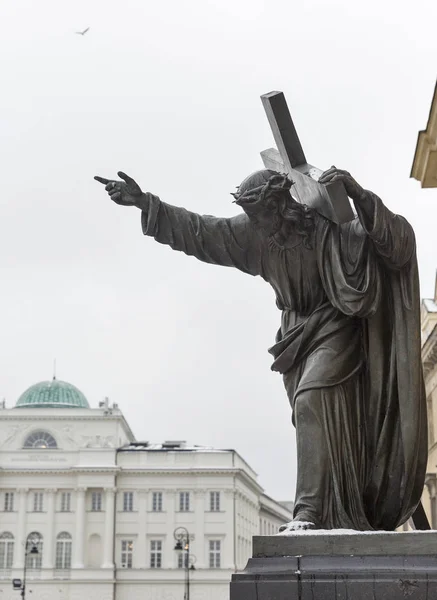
[
  {"left": 73, "top": 487, "right": 86, "bottom": 569},
  {"left": 102, "top": 487, "right": 116, "bottom": 568},
  {"left": 193, "top": 489, "right": 205, "bottom": 569},
  {"left": 43, "top": 488, "right": 57, "bottom": 569},
  {"left": 220, "top": 488, "right": 234, "bottom": 570},
  {"left": 14, "top": 488, "right": 28, "bottom": 569},
  {"left": 130, "top": 489, "right": 146, "bottom": 570},
  {"left": 163, "top": 490, "right": 176, "bottom": 569}
]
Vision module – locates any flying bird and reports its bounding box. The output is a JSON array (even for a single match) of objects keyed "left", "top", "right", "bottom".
[{"left": 76, "top": 27, "right": 90, "bottom": 36}]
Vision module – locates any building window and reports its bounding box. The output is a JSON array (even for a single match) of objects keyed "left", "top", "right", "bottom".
[
  {"left": 55, "top": 532, "right": 72, "bottom": 569},
  {"left": 4, "top": 493, "right": 14, "bottom": 512},
  {"left": 0, "top": 532, "right": 14, "bottom": 569},
  {"left": 23, "top": 431, "right": 57, "bottom": 449},
  {"left": 121, "top": 540, "right": 133, "bottom": 568},
  {"left": 91, "top": 492, "right": 102, "bottom": 512},
  {"left": 25, "top": 533, "right": 43, "bottom": 569},
  {"left": 210, "top": 491, "right": 220, "bottom": 512},
  {"left": 60, "top": 492, "right": 71, "bottom": 512},
  {"left": 123, "top": 492, "right": 134, "bottom": 512},
  {"left": 178, "top": 552, "right": 189, "bottom": 569},
  {"left": 179, "top": 492, "right": 190, "bottom": 512},
  {"left": 33, "top": 492, "right": 44, "bottom": 512},
  {"left": 209, "top": 540, "right": 221, "bottom": 568},
  {"left": 150, "top": 540, "right": 162, "bottom": 568},
  {"left": 152, "top": 492, "right": 163, "bottom": 512}
]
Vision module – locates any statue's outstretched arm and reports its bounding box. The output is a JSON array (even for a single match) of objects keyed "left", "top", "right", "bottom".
[
  {"left": 141, "top": 196, "right": 263, "bottom": 276},
  {"left": 94, "top": 171, "right": 263, "bottom": 276}
]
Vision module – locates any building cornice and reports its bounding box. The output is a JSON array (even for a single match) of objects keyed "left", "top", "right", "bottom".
[
  {"left": 0, "top": 410, "right": 136, "bottom": 442},
  {"left": 411, "top": 81, "right": 437, "bottom": 187},
  {"left": 0, "top": 467, "right": 263, "bottom": 490},
  {"left": 0, "top": 413, "right": 124, "bottom": 421},
  {"left": 0, "top": 467, "right": 119, "bottom": 475}
]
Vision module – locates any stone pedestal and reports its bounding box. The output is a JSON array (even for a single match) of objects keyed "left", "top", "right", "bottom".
[{"left": 230, "top": 531, "right": 437, "bottom": 599}]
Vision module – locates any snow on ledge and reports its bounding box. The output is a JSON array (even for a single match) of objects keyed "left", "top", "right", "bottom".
[{"left": 276, "top": 528, "right": 436, "bottom": 537}]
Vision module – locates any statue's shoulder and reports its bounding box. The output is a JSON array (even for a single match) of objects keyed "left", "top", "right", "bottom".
[{"left": 226, "top": 211, "right": 254, "bottom": 229}]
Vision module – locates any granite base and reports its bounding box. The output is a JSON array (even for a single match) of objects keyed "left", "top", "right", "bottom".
[{"left": 230, "top": 531, "right": 437, "bottom": 599}]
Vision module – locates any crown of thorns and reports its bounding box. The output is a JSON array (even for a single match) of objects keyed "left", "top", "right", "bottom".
[{"left": 231, "top": 173, "right": 294, "bottom": 207}]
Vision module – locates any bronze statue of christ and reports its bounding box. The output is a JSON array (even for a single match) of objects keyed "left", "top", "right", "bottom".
[{"left": 95, "top": 167, "right": 426, "bottom": 532}]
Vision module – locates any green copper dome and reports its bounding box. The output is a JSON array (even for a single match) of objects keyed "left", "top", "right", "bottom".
[{"left": 16, "top": 379, "right": 90, "bottom": 409}]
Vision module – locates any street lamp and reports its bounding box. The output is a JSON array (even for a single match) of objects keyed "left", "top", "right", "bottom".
[
  {"left": 174, "top": 527, "right": 196, "bottom": 600},
  {"left": 12, "top": 534, "right": 41, "bottom": 600}
]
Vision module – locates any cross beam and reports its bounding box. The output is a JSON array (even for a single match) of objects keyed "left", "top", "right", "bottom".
[{"left": 260, "top": 91, "right": 354, "bottom": 224}]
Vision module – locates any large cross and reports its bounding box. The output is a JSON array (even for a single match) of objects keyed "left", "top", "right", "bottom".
[{"left": 260, "top": 91, "right": 354, "bottom": 224}]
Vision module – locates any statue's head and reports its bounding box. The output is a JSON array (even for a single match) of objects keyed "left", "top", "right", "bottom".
[
  {"left": 235, "top": 169, "right": 280, "bottom": 197},
  {"left": 232, "top": 169, "right": 315, "bottom": 247},
  {"left": 232, "top": 170, "right": 292, "bottom": 235}
]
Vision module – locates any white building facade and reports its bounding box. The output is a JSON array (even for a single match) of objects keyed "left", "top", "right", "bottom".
[{"left": 0, "top": 378, "right": 292, "bottom": 600}]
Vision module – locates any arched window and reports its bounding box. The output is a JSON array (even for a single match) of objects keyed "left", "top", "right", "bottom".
[
  {"left": 25, "top": 532, "right": 43, "bottom": 569},
  {"left": 23, "top": 431, "right": 57, "bottom": 449},
  {"left": 0, "top": 532, "right": 14, "bottom": 569},
  {"left": 55, "top": 532, "right": 72, "bottom": 570}
]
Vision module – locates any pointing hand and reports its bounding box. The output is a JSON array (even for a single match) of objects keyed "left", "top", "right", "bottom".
[{"left": 94, "top": 171, "right": 143, "bottom": 206}]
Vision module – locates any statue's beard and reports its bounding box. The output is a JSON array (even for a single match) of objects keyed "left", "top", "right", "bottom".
[
  {"left": 246, "top": 212, "right": 282, "bottom": 237},
  {"left": 245, "top": 205, "right": 315, "bottom": 250},
  {"left": 235, "top": 178, "right": 316, "bottom": 250}
]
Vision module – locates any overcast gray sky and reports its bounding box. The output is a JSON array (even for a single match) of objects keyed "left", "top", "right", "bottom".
[{"left": 0, "top": 0, "right": 436, "bottom": 501}]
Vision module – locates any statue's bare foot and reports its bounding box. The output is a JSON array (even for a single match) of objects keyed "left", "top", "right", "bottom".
[
  {"left": 278, "top": 513, "right": 321, "bottom": 533},
  {"left": 278, "top": 520, "right": 316, "bottom": 533}
]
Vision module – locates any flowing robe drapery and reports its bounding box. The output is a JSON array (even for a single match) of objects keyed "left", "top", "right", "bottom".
[{"left": 140, "top": 191, "right": 427, "bottom": 530}]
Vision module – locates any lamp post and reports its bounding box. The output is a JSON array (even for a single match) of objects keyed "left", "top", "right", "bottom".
[
  {"left": 12, "top": 534, "right": 40, "bottom": 600},
  {"left": 174, "top": 527, "right": 196, "bottom": 600}
]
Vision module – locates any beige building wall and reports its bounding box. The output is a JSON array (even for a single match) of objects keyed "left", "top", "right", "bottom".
[
  {"left": 411, "top": 81, "right": 437, "bottom": 188},
  {"left": 421, "top": 275, "right": 437, "bottom": 528}
]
